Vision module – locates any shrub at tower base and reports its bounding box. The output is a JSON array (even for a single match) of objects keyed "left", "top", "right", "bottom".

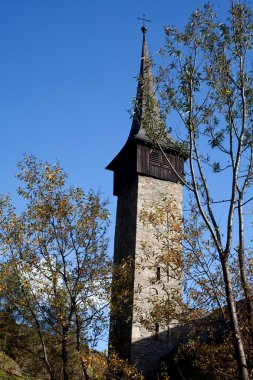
[
  {"left": 0, "top": 155, "right": 111, "bottom": 380},
  {"left": 139, "top": 1, "right": 253, "bottom": 379}
]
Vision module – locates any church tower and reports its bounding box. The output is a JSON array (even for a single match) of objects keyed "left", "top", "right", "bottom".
[{"left": 107, "top": 27, "right": 184, "bottom": 378}]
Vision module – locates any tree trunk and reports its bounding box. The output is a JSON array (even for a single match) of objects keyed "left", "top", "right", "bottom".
[
  {"left": 62, "top": 327, "right": 69, "bottom": 380},
  {"left": 238, "top": 196, "right": 253, "bottom": 346},
  {"left": 79, "top": 355, "right": 90, "bottom": 380},
  {"left": 221, "top": 257, "right": 249, "bottom": 380},
  {"left": 74, "top": 310, "right": 89, "bottom": 380},
  {"left": 25, "top": 298, "right": 56, "bottom": 380}
]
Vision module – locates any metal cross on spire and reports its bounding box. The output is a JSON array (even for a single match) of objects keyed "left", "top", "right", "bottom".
[{"left": 137, "top": 14, "right": 151, "bottom": 27}]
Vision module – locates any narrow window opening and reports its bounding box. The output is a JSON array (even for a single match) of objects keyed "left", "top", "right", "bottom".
[
  {"left": 155, "top": 323, "right": 159, "bottom": 338},
  {"left": 156, "top": 266, "right": 161, "bottom": 281},
  {"left": 167, "top": 266, "right": 170, "bottom": 282}
]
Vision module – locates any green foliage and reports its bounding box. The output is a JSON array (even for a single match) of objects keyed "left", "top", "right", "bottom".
[
  {"left": 0, "top": 351, "right": 34, "bottom": 380},
  {"left": 0, "top": 352, "right": 22, "bottom": 377},
  {"left": 0, "top": 371, "right": 28, "bottom": 380}
]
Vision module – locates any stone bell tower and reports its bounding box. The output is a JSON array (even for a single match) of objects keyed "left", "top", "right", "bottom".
[{"left": 107, "top": 27, "right": 184, "bottom": 379}]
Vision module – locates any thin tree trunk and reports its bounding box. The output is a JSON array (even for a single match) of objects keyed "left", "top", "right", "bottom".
[
  {"left": 21, "top": 288, "right": 56, "bottom": 380},
  {"left": 40, "top": 330, "right": 56, "bottom": 380},
  {"left": 238, "top": 195, "right": 253, "bottom": 345},
  {"left": 221, "top": 257, "right": 249, "bottom": 380},
  {"left": 75, "top": 309, "right": 90, "bottom": 380},
  {"left": 62, "top": 327, "right": 69, "bottom": 380}
]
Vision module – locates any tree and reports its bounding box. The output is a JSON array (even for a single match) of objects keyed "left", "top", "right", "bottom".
[
  {"left": 141, "top": 2, "right": 253, "bottom": 379},
  {"left": 140, "top": 194, "right": 252, "bottom": 378},
  {"left": 0, "top": 155, "right": 111, "bottom": 380}
]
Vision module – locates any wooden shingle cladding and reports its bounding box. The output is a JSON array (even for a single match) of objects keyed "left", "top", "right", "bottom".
[{"left": 107, "top": 141, "right": 184, "bottom": 196}]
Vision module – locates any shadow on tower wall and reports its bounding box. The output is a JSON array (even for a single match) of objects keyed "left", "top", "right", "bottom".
[{"left": 130, "top": 314, "right": 228, "bottom": 380}]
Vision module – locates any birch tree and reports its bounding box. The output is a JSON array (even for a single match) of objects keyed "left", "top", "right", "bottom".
[{"left": 146, "top": 2, "right": 253, "bottom": 379}]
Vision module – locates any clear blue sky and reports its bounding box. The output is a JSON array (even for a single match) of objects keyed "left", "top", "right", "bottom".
[{"left": 0, "top": 0, "right": 232, "bottom": 247}]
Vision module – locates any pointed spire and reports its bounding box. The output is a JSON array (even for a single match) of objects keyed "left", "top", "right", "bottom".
[
  {"left": 128, "top": 26, "right": 166, "bottom": 145},
  {"left": 129, "top": 26, "right": 152, "bottom": 139},
  {"left": 139, "top": 26, "right": 149, "bottom": 80},
  {"left": 106, "top": 26, "right": 182, "bottom": 179}
]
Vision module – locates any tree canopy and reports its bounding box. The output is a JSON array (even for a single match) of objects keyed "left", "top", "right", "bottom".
[{"left": 0, "top": 155, "right": 111, "bottom": 380}]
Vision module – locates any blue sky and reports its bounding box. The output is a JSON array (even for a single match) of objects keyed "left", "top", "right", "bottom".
[{"left": 0, "top": 0, "right": 233, "bottom": 246}]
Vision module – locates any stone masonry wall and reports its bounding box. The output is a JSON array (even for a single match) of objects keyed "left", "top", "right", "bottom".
[
  {"left": 131, "top": 175, "right": 182, "bottom": 379},
  {"left": 109, "top": 175, "right": 182, "bottom": 378}
]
